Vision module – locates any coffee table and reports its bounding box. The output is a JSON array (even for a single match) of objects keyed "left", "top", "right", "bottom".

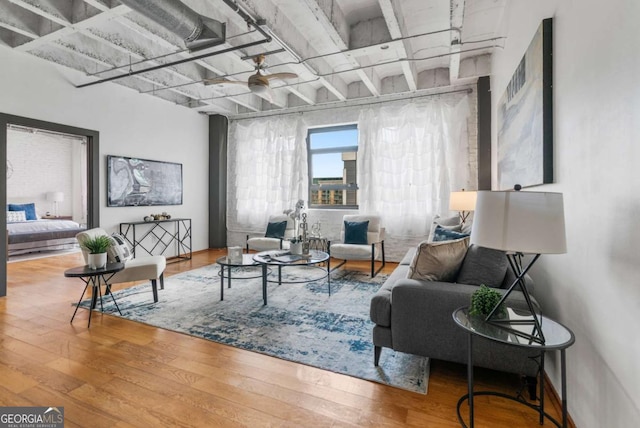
[
  {"left": 215, "top": 254, "right": 263, "bottom": 301},
  {"left": 253, "top": 250, "right": 330, "bottom": 305}
]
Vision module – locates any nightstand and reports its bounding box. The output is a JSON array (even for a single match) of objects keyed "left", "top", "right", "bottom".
[{"left": 42, "top": 215, "right": 73, "bottom": 220}]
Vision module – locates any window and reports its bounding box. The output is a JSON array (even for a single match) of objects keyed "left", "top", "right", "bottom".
[{"left": 307, "top": 124, "right": 358, "bottom": 208}]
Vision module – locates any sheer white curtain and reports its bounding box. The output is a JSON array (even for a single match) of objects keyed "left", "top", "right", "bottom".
[
  {"left": 227, "top": 115, "right": 308, "bottom": 232},
  {"left": 358, "top": 95, "right": 473, "bottom": 237}
]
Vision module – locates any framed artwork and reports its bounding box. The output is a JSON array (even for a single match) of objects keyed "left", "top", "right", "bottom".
[
  {"left": 107, "top": 155, "right": 183, "bottom": 207},
  {"left": 497, "top": 18, "right": 553, "bottom": 190}
]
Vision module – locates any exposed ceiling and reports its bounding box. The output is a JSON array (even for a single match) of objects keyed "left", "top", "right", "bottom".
[{"left": 0, "top": 0, "right": 507, "bottom": 118}]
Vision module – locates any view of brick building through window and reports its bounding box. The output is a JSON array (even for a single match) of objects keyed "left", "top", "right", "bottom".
[{"left": 308, "top": 125, "right": 358, "bottom": 208}]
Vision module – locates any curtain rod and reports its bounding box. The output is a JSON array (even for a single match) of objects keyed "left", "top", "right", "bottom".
[
  {"left": 7, "top": 124, "right": 87, "bottom": 142},
  {"left": 228, "top": 87, "right": 474, "bottom": 121}
]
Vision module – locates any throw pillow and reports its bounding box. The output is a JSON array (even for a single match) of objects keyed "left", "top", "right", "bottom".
[
  {"left": 432, "top": 224, "right": 470, "bottom": 242},
  {"left": 427, "top": 215, "right": 461, "bottom": 242},
  {"left": 407, "top": 237, "right": 469, "bottom": 282},
  {"left": 265, "top": 221, "right": 287, "bottom": 239},
  {"left": 6, "top": 210, "right": 27, "bottom": 223},
  {"left": 456, "top": 244, "right": 509, "bottom": 288},
  {"left": 8, "top": 203, "right": 37, "bottom": 221},
  {"left": 107, "top": 233, "right": 134, "bottom": 263},
  {"left": 344, "top": 220, "right": 369, "bottom": 245}
]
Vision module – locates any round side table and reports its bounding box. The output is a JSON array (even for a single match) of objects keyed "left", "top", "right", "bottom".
[{"left": 453, "top": 306, "right": 575, "bottom": 428}]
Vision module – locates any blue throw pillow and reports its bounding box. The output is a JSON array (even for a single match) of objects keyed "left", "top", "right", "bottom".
[
  {"left": 344, "top": 220, "right": 369, "bottom": 245},
  {"left": 265, "top": 221, "right": 287, "bottom": 239},
  {"left": 432, "top": 224, "right": 470, "bottom": 242},
  {"left": 8, "top": 203, "right": 37, "bottom": 221}
]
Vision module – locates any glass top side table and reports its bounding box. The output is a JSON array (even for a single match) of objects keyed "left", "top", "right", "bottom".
[{"left": 453, "top": 306, "right": 575, "bottom": 428}]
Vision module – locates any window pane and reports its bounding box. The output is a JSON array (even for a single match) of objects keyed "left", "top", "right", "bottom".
[
  {"left": 309, "top": 128, "right": 358, "bottom": 150},
  {"left": 310, "top": 151, "right": 357, "bottom": 206}
]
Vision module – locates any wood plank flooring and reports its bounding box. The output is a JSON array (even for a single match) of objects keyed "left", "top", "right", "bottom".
[{"left": 1, "top": 249, "right": 572, "bottom": 427}]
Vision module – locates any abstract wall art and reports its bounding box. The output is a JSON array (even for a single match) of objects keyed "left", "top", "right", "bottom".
[{"left": 497, "top": 18, "right": 553, "bottom": 190}]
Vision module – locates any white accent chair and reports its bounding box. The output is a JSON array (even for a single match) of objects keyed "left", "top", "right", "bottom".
[
  {"left": 245, "top": 214, "right": 296, "bottom": 253},
  {"left": 329, "top": 215, "right": 386, "bottom": 277},
  {"left": 76, "top": 228, "right": 166, "bottom": 302}
]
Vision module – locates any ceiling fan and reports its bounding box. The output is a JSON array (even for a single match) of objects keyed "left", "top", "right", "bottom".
[{"left": 204, "top": 54, "right": 298, "bottom": 100}]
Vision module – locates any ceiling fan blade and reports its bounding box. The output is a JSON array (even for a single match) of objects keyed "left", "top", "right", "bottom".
[
  {"left": 203, "top": 78, "right": 248, "bottom": 86},
  {"left": 264, "top": 72, "right": 298, "bottom": 81}
]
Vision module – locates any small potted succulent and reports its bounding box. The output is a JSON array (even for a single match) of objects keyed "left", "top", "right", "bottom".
[
  {"left": 470, "top": 285, "right": 507, "bottom": 318},
  {"left": 81, "top": 235, "right": 112, "bottom": 269}
]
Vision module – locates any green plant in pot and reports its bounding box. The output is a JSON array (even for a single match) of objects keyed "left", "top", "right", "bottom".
[
  {"left": 81, "top": 235, "right": 112, "bottom": 269},
  {"left": 470, "top": 285, "right": 507, "bottom": 318}
]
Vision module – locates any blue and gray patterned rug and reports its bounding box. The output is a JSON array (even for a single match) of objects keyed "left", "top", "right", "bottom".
[{"left": 82, "top": 264, "right": 429, "bottom": 393}]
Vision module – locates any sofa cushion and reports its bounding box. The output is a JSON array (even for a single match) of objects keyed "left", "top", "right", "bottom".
[
  {"left": 456, "top": 244, "right": 508, "bottom": 288},
  {"left": 427, "top": 215, "right": 461, "bottom": 242},
  {"left": 432, "top": 224, "right": 470, "bottom": 242},
  {"left": 407, "top": 237, "right": 469, "bottom": 282}
]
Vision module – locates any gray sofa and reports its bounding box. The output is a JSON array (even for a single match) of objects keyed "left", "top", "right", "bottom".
[{"left": 370, "top": 245, "right": 541, "bottom": 378}]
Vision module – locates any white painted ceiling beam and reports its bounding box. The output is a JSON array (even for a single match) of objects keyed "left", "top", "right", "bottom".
[
  {"left": 6, "top": 0, "right": 71, "bottom": 27},
  {"left": 0, "top": 1, "right": 40, "bottom": 38},
  {"left": 378, "top": 0, "right": 417, "bottom": 91},
  {"left": 299, "top": 0, "right": 380, "bottom": 97},
  {"left": 237, "top": 0, "right": 348, "bottom": 101}
]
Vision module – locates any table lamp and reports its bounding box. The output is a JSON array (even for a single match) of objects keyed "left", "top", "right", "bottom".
[
  {"left": 470, "top": 189, "right": 566, "bottom": 344},
  {"left": 47, "top": 191, "right": 64, "bottom": 217},
  {"left": 449, "top": 190, "right": 477, "bottom": 226}
]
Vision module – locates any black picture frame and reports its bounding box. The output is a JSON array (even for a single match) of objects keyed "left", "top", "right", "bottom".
[
  {"left": 497, "top": 18, "right": 553, "bottom": 190},
  {"left": 107, "top": 155, "right": 183, "bottom": 207}
]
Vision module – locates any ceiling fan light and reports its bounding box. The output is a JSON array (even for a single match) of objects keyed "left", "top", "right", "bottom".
[{"left": 249, "top": 83, "right": 269, "bottom": 94}]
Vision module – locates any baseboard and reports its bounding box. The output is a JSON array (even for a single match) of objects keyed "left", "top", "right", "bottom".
[{"left": 543, "top": 372, "right": 577, "bottom": 428}]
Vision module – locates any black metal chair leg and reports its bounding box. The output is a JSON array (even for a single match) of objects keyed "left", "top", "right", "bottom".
[{"left": 151, "top": 279, "right": 158, "bottom": 302}]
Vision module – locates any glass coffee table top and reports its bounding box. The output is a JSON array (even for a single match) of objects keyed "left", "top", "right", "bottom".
[
  {"left": 253, "top": 249, "right": 329, "bottom": 265},
  {"left": 216, "top": 254, "right": 260, "bottom": 267}
]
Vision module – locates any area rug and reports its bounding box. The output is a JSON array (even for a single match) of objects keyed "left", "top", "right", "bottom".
[{"left": 80, "top": 264, "right": 430, "bottom": 394}]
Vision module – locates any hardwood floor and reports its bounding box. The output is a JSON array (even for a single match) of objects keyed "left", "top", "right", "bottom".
[{"left": 1, "top": 249, "right": 571, "bottom": 427}]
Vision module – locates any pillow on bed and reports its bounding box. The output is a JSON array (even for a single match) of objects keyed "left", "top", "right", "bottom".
[
  {"left": 8, "top": 203, "right": 37, "bottom": 221},
  {"left": 107, "top": 233, "right": 134, "bottom": 263},
  {"left": 6, "top": 210, "right": 27, "bottom": 223}
]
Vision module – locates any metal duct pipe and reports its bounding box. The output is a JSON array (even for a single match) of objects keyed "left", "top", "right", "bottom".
[{"left": 119, "top": 0, "right": 226, "bottom": 51}]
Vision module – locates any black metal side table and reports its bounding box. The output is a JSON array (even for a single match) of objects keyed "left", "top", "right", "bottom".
[
  {"left": 65, "top": 262, "right": 125, "bottom": 327},
  {"left": 452, "top": 306, "right": 575, "bottom": 428}
]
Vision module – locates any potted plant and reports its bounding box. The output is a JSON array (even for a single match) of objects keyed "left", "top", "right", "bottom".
[
  {"left": 81, "top": 235, "right": 112, "bottom": 269},
  {"left": 289, "top": 236, "right": 303, "bottom": 255},
  {"left": 470, "top": 285, "right": 507, "bottom": 318}
]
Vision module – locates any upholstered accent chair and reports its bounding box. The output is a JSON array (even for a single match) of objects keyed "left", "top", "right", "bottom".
[
  {"left": 76, "top": 228, "right": 166, "bottom": 302},
  {"left": 245, "top": 214, "right": 296, "bottom": 253},
  {"left": 329, "top": 215, "right": 386, "bottom": 277}
]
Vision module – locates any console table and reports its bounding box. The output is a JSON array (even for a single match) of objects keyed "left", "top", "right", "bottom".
[{"left": 119, "top": 218, "right": 191, "bottom": 263}]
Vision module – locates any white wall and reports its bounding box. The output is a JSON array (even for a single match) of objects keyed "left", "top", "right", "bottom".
[
  {"left": 491, "top": 1, "right": 640, "bottom": 426},
  {"left": 0, "top": 46, "right": 210, "bottom": 252}
]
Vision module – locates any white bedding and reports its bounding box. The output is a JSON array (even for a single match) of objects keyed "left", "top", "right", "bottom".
[{"left": 7, "top": 219, "right": 81, "bottom": 234}]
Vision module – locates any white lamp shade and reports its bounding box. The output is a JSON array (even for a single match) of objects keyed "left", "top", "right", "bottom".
[
  {"left": 470, "top": 190, "right": 567, "bottom": 254},
  {"left": 47, "top": 191, "right": 64, "bottom": 202},
  {"left": 449, "top": 191, "right": 477, "bottom": 212}
]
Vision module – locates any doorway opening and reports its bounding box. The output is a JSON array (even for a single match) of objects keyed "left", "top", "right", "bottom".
[{"left": 1, "top": 113, "right": 100, "bottom": 297}]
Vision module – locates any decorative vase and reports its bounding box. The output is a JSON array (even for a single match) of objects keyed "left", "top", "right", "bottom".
[
  {"left": 290, "top": 242, "right": 303, "bottom": 255},
  {"left": 88, "top": 252, "right": 107, "bottom": 269}
]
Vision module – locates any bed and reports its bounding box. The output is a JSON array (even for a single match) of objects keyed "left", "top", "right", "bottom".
[{"left": 6, "top": 202, "right": 86, "bottom": 256}]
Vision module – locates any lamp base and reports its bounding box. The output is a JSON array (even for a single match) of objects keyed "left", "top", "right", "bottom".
[{"left": 485, "top": 253, "right": 545, "bottom": 344}]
